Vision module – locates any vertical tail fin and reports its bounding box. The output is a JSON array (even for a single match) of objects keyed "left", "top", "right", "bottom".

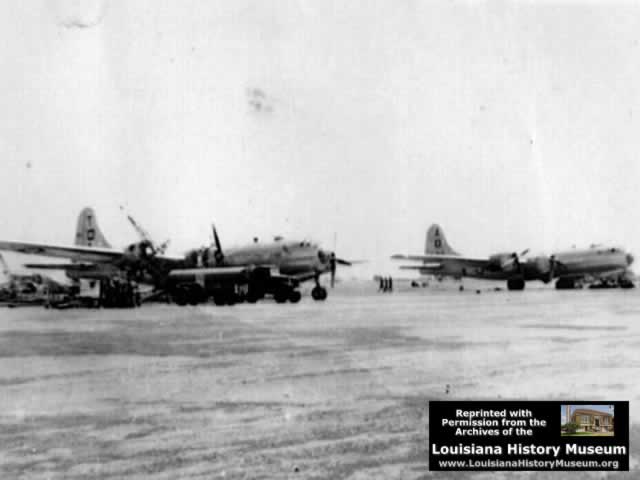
[
  {"left": 74, "top": 207, "right": 111, "bottom": 248},
  {"left": 425, "top": 224, "right": 459, "bottom": 255}
]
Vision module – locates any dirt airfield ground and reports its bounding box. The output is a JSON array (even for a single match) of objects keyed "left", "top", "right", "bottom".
[{"left": 1, "top": 282, "right": 639, "bottom": 479}]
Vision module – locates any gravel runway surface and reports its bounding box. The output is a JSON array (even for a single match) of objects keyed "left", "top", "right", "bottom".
[{"left": 1, "top": 287, "right": 638, "bottom": 479}]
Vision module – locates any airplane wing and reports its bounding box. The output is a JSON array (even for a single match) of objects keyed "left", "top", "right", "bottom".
[
  {"left": 391, "top": 253, "right": 488, "bottom": 268},
  {"left": 22, "top": 262, "right": 100, "bottom": 271},
  {"left": 0, "top": 240, "right": 124, "bottom": 263},
  {"left": 398, "top": 264, "right": 444, "bottom": 270},
  {"left": 0, "top": 240, "right": 185, "bottom": 279}
]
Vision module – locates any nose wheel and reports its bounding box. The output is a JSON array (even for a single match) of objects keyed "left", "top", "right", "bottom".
[{"left": 311, "top": 285, "right": 327, "bottom": 301}]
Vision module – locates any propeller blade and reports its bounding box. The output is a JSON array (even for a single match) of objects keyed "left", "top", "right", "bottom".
[
  {"left": 157, "top": 239, "right": 170, "bottom": 254},
  {"left": 210, "top": 224, "right": 225, "bottom": 265},
  {"left": 327, "top": 252, "right": 337, "bottom": 288},
  {"left": 330, "top": 260, "right": 336, "bottom": 288},
  {"left": 212, "top": 224, "right": 221, "bottom": 251},
  {"left": 336, "top": 258, "right": 352, "bottom": 266},
  {"left": 520, "top": 248, "right": 530, "bottom": 257},
  {"left": 211, "top": 223, "right": 224, "bottom": 258}
]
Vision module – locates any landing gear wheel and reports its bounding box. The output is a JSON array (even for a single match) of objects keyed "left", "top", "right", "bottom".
[
  {"left": 274, "top": 289, "right": 289, "bottom": 304},
  {"left": 213, "top": 295, "right": 226, "bottom": 306},
  {"left": 188, "top": 286, "right": 204, "bottom": 306},
  {"left": 288, "top": 290, "right": 302, "bottom": 303},
  {"left": 173, "top": 287, "right": 188, "bottom": 306},
  {"left": 555, "top": 278, "right": 575, "bottom": 290},
  {"left": 506, "top": 278, "right": 525, "bottom": 291},
  {"left": 618, "top": 278, "right": 635, "bottom": 289},
  {"left": 311, "top": 286, "right": 327, "bottom": 301}
]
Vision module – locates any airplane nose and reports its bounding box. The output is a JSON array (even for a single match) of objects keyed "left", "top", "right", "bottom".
[{"left": 627, "top": 253, "right": 634, "bottom": 266}]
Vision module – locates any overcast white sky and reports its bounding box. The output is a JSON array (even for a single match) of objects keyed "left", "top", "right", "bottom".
[{"left": 1, "top": 0, "right": 639, "bottom": 278}]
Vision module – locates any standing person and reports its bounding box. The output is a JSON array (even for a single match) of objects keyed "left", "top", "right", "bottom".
[
  {"left": 388, "top": 276, "right": 393, "bottom": 292},
  {"left": 379, "top": 276, "right": 384, "bottom": 292}
]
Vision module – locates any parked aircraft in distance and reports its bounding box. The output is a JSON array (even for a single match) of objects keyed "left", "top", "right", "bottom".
[
  {"left": 391, "top": 224, "right": 558, "bottom": 290},
  {"left": 0, "top": 208, "right": 354, "bottom": 306},
  {"left": 392, "top": 224, "right": 635, "bottom": 290}
]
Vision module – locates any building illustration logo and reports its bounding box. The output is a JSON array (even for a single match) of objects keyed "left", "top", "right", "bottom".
[{"left": 561, "top": 404, "right": 614, "bottom": 436}]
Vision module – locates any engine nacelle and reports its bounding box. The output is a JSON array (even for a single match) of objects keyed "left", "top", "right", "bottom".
[
  {"left": 124, "top": 240, "right": 155, "bottom": 261},
  {"left": 487, "top": 252, "right": 519, "bottom": 273},
  {"left": 120, "top": 241, "right": 157, "bottom": 282},
  {"left": 184, "top": 247, "right": 213, "bottom": 268},
  {"left": 524, "top": 255, "right": 555, "bottom": 283}
]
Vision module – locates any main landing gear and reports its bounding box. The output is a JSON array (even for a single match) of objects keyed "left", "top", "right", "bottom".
[
  {"left": 311, "top": 276, "right": 328, "bottom": 301},
  {"left": 506, "top": 277, "right": 525, "bottom": 291},
  {"left": 172, "top": 283, "right": 207, "bottom": 306},
  {"left": 99, "top": 278, "right": 141, "bottom": 308},
  {"left": 555, "top": 277, "right": 578, "bottom": 290},
  {"left": 273, "top": 288, "right": 302, "bottom": 304}
]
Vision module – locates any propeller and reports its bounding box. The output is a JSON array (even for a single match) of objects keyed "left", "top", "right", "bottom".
[
  {"left": 330, "top": 253, "right": 336, "bottom": 288},
  {"left": 122, "top": 208, "right": 170, "bottom": 256},
  {"left": 499, "top": 248, "right": 530, "bottom": 273},
  {"left": 318, "top": 250, "right": 356, "bottom": 288},
  {"left": 155, "top": 239, "right": 170, "bottom": 255},
  {"left": 212, "top": 224, "right": 224, "bottom": 265}
]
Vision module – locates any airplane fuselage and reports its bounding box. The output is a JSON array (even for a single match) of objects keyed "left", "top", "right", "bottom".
[
  {"left": 552, "top": 246, "right": 633, "bottom": 278},
  {"left": 192, "top": 240, "right": 330, "bottom": 278}
]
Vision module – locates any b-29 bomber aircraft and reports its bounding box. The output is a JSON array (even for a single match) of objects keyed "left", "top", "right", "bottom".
[
  {"left": 392, "top": 224, "right": 634, "bottom": 290},
  {"left": 392, "top": 224, "right": 560, "bottom": 290},
  {"left": 0, "top": 208, "right": 353, "bottom": 306},
  {"left": 174, "top": 228, "right": 352, "bottom": 305}
]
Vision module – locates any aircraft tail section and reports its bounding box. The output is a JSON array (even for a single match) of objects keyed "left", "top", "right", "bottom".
[
  {"left": 74, "top": 207, "right": 111, "bottom": 248},
  {"left": 425, "top": 224, "right": 459, "bottom": 256}
]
